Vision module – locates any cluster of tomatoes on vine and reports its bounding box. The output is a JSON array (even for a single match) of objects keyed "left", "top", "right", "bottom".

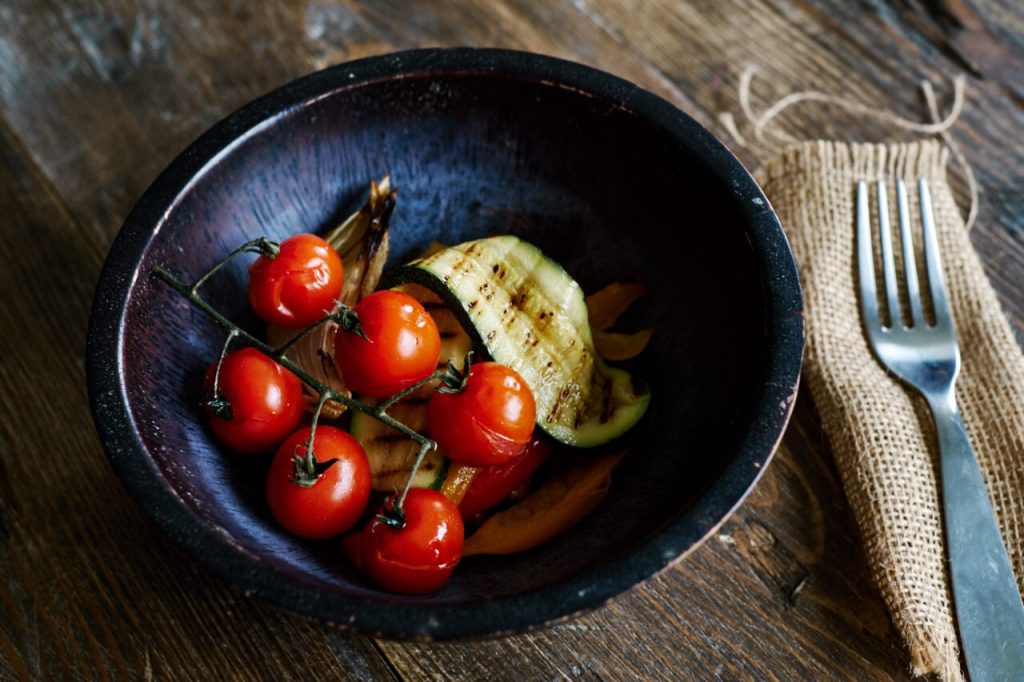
[{"left": 193, "top": 233, "right": 537, "bottom": 594}]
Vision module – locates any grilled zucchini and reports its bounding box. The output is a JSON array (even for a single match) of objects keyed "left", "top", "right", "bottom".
[{"left": 384, "top": 236, "right": 649, "bottom": 447}]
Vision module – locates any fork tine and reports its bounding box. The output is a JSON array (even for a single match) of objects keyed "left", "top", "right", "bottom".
[
  {"left": 856, "top": 181, "right": 881, "bottom": 331},
  {"left": 918, "top": 178, "right": 951, "bottom": 328},
  {"left": 896, "top": 180, "right": 925, "bottom": 326},
  {"left": 876, "top": 181, "right": 902, "bottom": 329}
]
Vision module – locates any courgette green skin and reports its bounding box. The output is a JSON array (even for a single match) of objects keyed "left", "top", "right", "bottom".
[{"left": 383, "top": 236, "right": 649, "bottom": 447}]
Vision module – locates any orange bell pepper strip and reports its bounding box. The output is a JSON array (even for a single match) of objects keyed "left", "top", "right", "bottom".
[
  {"left": 586, "top": 281, "right": 651, "bottom": 360},
  {"left": 585, "top": 281, "right": 646, "bottom": 331},
  {"left": 592, "top": 328, "right": 653, "bottom": 361},
  {"left": 462, "top": 450, "right": 627, "bottom": 556}
]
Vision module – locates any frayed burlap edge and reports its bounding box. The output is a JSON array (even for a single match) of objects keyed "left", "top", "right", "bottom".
[{"left": 757, "top": 140, "right": 1024, "bottom": 682}]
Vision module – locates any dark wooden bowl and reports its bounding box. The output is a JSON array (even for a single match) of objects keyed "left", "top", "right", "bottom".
[{"left": 87, "top": 48, "right": 803, "bottom": 639}]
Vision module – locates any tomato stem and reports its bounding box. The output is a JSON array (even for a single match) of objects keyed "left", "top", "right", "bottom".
[
  {"left": 272, "top": 307, "right": 344, "bottom": 359},
  {"left": 290, "top": 391, "right": 336, "bottom": 488},
  {"left": 153, "top": 263, "right": 440, "bottom": 513},
  {"left": 188, "top": 237, "right": 279, "bottom": 296},
  {"left": 333, "top": 305, "right": 368, "bottom": 341},
  {"left": 376, "top": 505, "right": 406, "bottom": 529},
  {"left": 205, "top": 329, "right": 238, "bottom": 419},
  {"left": 395, "top": 439, "right": 437, "bottom": 509},
  {"left": 437, "top": 351, "right": 473, "bottom": 394},
  {"left": 375, "top": 369, "right": 446, "bottom": 413}
]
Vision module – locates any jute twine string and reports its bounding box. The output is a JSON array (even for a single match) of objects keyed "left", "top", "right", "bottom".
[
  {"left": 724, "top": 70, "right": 1024, "bottom": 681},
  {"left": 720, "top": 65, "right": 977, "bottom": 231}
]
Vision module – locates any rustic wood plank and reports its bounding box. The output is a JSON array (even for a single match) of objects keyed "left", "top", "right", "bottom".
[
  {"left": 0, "top": 0, "right": 916, "bottom": 678},
  {"left": 376, "top": 396, "right": 909, "bottom": 680},
  {"left": 0, "top": 114, "right": 397, "bottom": 680},
  {"left": 573, "top": 0, "right": 1024, "bottom": 326},
  {"left": 932, "top": 0, "right": 1024, "bottom": 101},
  {"left": 2, "top": 0, "right": 1022, "bottom": 679},
  {"left": 0, "top": 0, "right": 691, "bottom": 248}
]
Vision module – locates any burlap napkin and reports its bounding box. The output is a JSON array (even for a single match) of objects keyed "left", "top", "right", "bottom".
[{"left": 757, "top": 140, "right": 1024, "bottom": 681}]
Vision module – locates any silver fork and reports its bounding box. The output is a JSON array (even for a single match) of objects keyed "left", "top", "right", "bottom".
[{"left": 858, "top": 178, "right": 1024, "bottom": 681}]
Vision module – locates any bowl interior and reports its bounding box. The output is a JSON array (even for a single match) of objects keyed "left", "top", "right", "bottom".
[{"left": 113, "top": 57, "right": 786, "bottom": 628}]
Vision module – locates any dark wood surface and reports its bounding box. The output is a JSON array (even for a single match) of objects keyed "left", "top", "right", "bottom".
[{"left": 1, "top": 1, "right": 1021, "bottom": 679}]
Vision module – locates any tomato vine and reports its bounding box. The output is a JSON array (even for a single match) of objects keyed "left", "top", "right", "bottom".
[{"left": 152, "top": 243, "right": 452, "bottom": 523}]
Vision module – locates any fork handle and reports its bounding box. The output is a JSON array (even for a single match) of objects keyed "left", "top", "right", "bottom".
[{"left": 929, "top": 393, "right": 1024, "bottom": 682}]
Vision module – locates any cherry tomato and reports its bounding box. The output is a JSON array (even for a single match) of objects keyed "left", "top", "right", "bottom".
[
  {"left": 266, "top": 426, "right": 371, "bottom": 540},
  {"left": 334, "top": 290, "right": 441, "bottom": 398},
  {"left": 203, "top": 347, "right": 304, "bottom": 453},
  {"left": 360, "top": 489, "right": 464, "bottom": 594},
  {"left": 428, "top": 362, "right": 536, "bottom": 467},
  {"left": 248, "top": 233, "right": 344, "bottom": 327},
  {"left": 458, "top": 436, "right": 551, "bottom": 519}
]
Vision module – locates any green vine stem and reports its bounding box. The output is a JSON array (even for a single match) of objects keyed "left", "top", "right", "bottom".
[
  {"left": 152, "top": 252, "right": 444, "bottom": 522},
  {"left": 291, "top": 392, "right": 335, "bottom": 488},
  {"left": 190, "top": 237, "right": 278, "bottom": 295},
  {"left": 272, "top": 308, "right": 345, "bottom": 358},
  {"left": 205, "top": 328, "right": 238, "bottom": 419}
]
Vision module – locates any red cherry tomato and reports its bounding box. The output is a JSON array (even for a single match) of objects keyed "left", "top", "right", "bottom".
[
  {"left": 428, "top": 362, "right": 536, "bottom": 466},
  {"left": 248, "top": 233, "right": 344, "bottom": 327},
  {"left": 203, "top": 347, "right": 304, "bottom": 453},
  {"left": 266, "top": 426, "right": 371, "bottom": 540},
  {"left": 360, "top": 489, "right": 464, "bottom": 594},
  {"left": 458, "top": 436, "right": 551, "bottom": 519},
  {"left": 334, "top": 290, "right": 441, "bottom": 398}
]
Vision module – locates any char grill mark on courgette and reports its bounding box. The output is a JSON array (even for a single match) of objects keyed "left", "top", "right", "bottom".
[
  {"left": 446, "top": 245, "right": 595, "bottom": 429},
  {"left": 383, "top": 236, "right": 649, "bottom": 447}
]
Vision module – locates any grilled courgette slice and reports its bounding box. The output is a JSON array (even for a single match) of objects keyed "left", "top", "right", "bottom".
[{"left": 384, "top": 236, "right": 649, "bottom": 447}]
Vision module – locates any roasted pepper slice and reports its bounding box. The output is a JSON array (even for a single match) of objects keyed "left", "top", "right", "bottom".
[
  {"left": 593, "top": 328, "right": 652, "bottom": 361},
  {"left": 462, "top": 450, "right": 626, "bottom": 556},
  {"left": 585, "top": 281, "right": 646, "bottom": 330}
]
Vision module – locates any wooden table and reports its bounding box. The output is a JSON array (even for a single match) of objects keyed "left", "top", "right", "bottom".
[{"left": 2, "top": 1, "right": 1022, "bottom": 679}]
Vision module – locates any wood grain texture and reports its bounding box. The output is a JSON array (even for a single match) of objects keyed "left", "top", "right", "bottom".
[
  {"left": 0, "top": 0, "right": 1022, "bottom": 679},
  {"left": 0, "top": 102, "right": 396, "bottom": 682},
  {"left": 377, "top": 404, "right": 908, "bottom": 679},
  {"left": 573, "top": 0, "right": 1024, "bottom": 332}
]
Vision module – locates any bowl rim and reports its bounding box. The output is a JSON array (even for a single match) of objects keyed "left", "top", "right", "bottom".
[{"left": 86, "top": 46, "right": 804, "bottom": 639}]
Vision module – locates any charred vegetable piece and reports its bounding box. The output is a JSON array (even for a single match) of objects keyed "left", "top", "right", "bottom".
[
  {"left": 438, "top": 463, "right": 480, "bottom": 507},
  {"left": 384, "top": 236, "right": 649, "bottom": 447},
  {"left": 462, "top": 450, "right": 626, "bottom": 556},
  {"left": 349, "top": 392, "right": 450, "bottom": 491},
  {"left": 266, "top": 321, "right": 349, "bottom": 419},
  {"left": 326, "top": 176, "right": 395, "bottom": 307}
]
